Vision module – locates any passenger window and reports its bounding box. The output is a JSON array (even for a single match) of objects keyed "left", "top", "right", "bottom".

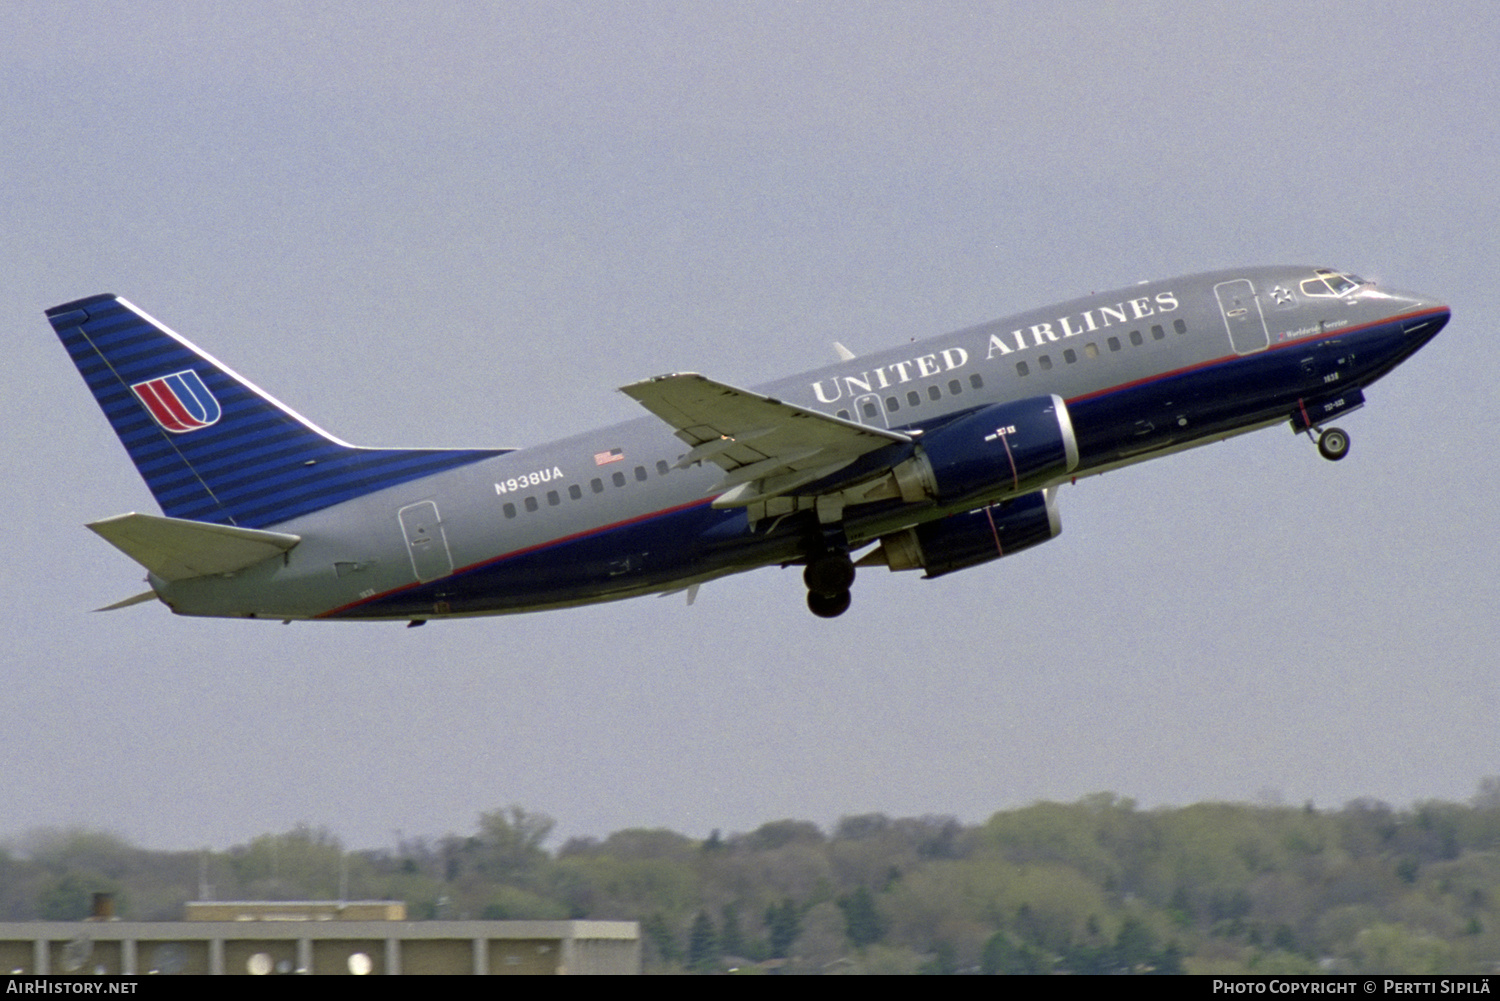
[
  {"left": 612, "top": 471, "right": 626, "bottom": 487},
  {"left": 947, "top": 379, "right": 962, "bottom": 395},
  {"left": 1129, "top": 330, "right": 1143, "bottom": 347},
  {"left": 591, "top": 478, "right": 604, "bottom": 494},
  {"left": 524, "top": 496, "right": 539, "bottom": 513},
  {"left": 1152, "top": 324, "right": 1165, "bottom": 340},
  {"left": 656, "top": 460, "right": 669, "bottom": 476},
  {"left": 568, "top": 484, "right": 582, "bottom": 500},
  {"left": 634, "top": 465, "right": 648, "bottom": 482},
  {"left": 1039, "top": 355, "right": 1053, "bottom": 371},
  {"left": 1108, "top": 336, "right": 1121, "bottom": 352},
  {"left": 1064, "top": 348, "right": 1077, "bottom": 364},
  {"left": 547, "top": 490, "right": 560, "bottom": 506},
  {"left": 1016, "top": 361, "right": 1030, "bottom": 377},
  {"left": 906, "top": 390, "right": 921, "bottom": 407},
  {"left": 837, "top": 409, "right": 850, "bottom": 420},
  {"left": 927, "top": 385, "right": 942, "bottom": 402},
  {"left": 1085, "top": 343, "right": 1099, "bottom": 358},
  {"left": 885, "top": 396, "right": 900, "bottom": 412},
  {"left": 969, "top": 374, "right": 984, "bottom": 389},
  {"left": 861, "top": 400, "right": 879, "bottom": 418},
  {"left": 1174, "top": 319, "right": 1187, "bottom": 334},
  {"left": 503, "top": 502, "right": 516, "bottom": 519}
]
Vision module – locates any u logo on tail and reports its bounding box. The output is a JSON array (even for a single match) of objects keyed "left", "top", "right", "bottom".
[
  {"left": 130, "top": 369, "right": 222, "bottom": 432},
  {"left": 48, "top": 294, "right": 508, "bottom": 529}
]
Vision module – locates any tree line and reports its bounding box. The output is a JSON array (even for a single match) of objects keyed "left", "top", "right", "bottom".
[{"left": 8, "top": 785, "right": 1500, "bottom": 974}]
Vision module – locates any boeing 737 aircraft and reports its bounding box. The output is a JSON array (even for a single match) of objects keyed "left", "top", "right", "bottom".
[{"left": 47, "top": 266, "right": 1448, "bottom": 621}]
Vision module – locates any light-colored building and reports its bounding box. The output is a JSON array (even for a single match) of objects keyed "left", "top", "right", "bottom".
[
  {"left": 183, "top": 900, "right": 407, "bottom": 922},
  {"left": 0, "top": 919, "right": 639, "bottom": 975}
]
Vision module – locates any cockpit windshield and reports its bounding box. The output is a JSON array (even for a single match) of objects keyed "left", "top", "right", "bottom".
[{"left": 1300, "top": 268, "right": 1366, "bottom": 298}]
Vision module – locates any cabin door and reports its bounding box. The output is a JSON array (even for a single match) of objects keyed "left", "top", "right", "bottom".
[
  {"left": 399, "top": 500, "right": 454, "bottom": 582},
  {"left": 1215, "top": 279, "right": 1270, "bottom": 354}
]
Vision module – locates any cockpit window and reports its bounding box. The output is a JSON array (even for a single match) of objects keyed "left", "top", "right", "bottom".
[{"left": 1300, "top": 268, "right": 1365, "bottom": 298}]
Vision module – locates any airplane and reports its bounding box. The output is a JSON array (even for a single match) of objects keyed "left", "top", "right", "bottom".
[{"left": 46, "top": 265, "right": 1449, "bottom": 622}]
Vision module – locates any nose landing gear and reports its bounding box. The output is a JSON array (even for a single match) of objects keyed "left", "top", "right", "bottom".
[
  {"left": 1291, "top": 390, "right": 1362, "bottom": 462},
  {"left": 1313, "top": 426, "right": 1350, "bottom": 461}
]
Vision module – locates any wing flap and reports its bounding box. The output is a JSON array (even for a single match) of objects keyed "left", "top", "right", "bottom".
[
  {"left": 87, "top": 512, "right": 301, "bottom": 581},
  {"left": 621, "top": 373, "right": 910, "bottom": 504}
]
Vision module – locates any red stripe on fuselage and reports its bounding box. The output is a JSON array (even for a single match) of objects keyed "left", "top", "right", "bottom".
[{"left": 316, "top": 496, "right": 716, "bottom": 618}]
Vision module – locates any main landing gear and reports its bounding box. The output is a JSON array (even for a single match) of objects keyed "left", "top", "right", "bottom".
[
  {"left": 1314, "top": 426, "right": 1350, "bottom": 462},
  {"left": 803, "top": 548, "right": 855, "bottom": 619}
]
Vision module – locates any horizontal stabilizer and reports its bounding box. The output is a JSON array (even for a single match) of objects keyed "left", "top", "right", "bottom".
[{"left": 87, "top": 512, "right": 301, "bottom": 581}]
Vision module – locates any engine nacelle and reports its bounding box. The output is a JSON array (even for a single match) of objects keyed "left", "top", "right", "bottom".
[
  {"left": 871, "top": 489, "right": 1061, "bottom": 578},
  {"left": 893, "top": 395, "right": 1078, "bottom": 506}
]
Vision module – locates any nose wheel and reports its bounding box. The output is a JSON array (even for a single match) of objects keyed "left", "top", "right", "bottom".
[
  {"left": 803, "top": 551, "right": 855, "bottom": 618},
  {"left": 1316, "top": 426, "right": 1350, "bottom": 461}
]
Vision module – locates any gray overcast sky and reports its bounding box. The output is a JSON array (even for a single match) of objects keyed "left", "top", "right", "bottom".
[{"left": 4, "top": 1, "right": 1497, "bottom": 851}]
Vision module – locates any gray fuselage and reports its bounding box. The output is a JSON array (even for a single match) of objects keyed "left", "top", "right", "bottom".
[{"left": 152, "top": 266, "right": 1449, "bottom": 621}]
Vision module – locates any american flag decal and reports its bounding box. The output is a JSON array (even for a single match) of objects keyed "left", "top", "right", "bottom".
[
  {"left": 594, "top": 447, "right": 624, "bottom": 465},
  {"left": 130, "top": 369, "right": 222, "bottom": 433}
]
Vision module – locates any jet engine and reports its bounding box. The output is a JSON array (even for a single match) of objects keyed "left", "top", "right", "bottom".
[
  {"left": 864, "top": 488, "right": 1060, "bottom": 578},
  {"left": 891, "top": 395, "right": 1078, "bottom": 506}
]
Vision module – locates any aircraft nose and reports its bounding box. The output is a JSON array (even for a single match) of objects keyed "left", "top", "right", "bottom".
[
  {"left": 1371, "top": 282, "right": 1449, "bottom": 332},
  {"left": 1399, "top": 291, "right": 1450, "bottom": 343}
]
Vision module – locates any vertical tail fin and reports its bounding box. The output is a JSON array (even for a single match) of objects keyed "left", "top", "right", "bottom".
[{"left": 47, "top": 294, "right": 506, "bottom": 529}]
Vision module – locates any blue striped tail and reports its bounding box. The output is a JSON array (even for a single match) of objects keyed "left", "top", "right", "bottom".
[{"left": 47, "top": 294, "right": 507, "bottom": 529}]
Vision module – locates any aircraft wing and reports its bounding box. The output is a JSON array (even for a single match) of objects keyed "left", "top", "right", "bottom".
[{"left": 621, "top": 373, "right": 911, "bottom": 506}]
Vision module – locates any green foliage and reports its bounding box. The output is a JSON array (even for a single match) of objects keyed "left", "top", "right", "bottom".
[
  {"left": 23, "top": 828, "right": 136, "bottom": 877},
  {"left": 479, "top": 885, "right": 569, "bottom": 920},
  {"left": 838, "top": 885, "right": 886, "bottom": 949},
  {"left": 1352, "top": 922, "right": 1451, "bottom": 974},
  {"left": 473, "top": 806, "right": 553, "bottom": 882},
  {"left": 744, "top": 820, "right": 825, "bottom": 851},
  {"left": 642, "top": 912, "right": 681, "bottom": 966},
  {"left": 552, "top": 852, "right": 700, "bottom": 917},
  {"left": 593, "top": 827, "right": 695, "bottom": 860},
  {"left": 980, "top": 930, "right": 1048, "bottom": 975},
  {"left": 982, "top": 801, "right": 1122, "bottom": 886},
  {"left": 231, "top": 825, "right": 347, "bottom": 899},
  {"left": 765, "top": 898, "right": 802, "bottom": 958},
  {"left": 15, "top": 780, "right": 1500, "bottom": 974},
  {"left": 719, "top": 901, "right": 745, "bottom": 958},
  {"left": 38, "top": 872, "right": 123, "bottom": 921},
  {"left": 916, "top": 939, "right": 956, "bottom": 974},
  {"left": 688, "top": 910, "right": 718, "bottom": 972},
  {"left": 856, "top": 944, "right": 925, "bottom": 974}
]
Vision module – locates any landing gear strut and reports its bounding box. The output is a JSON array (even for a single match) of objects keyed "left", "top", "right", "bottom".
[
  {"left": 1316, "top": 426, "right": 1350, "bottom": 462},
  {"left": 803, "top": 548, "right": 855, "bottom": 619}
]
